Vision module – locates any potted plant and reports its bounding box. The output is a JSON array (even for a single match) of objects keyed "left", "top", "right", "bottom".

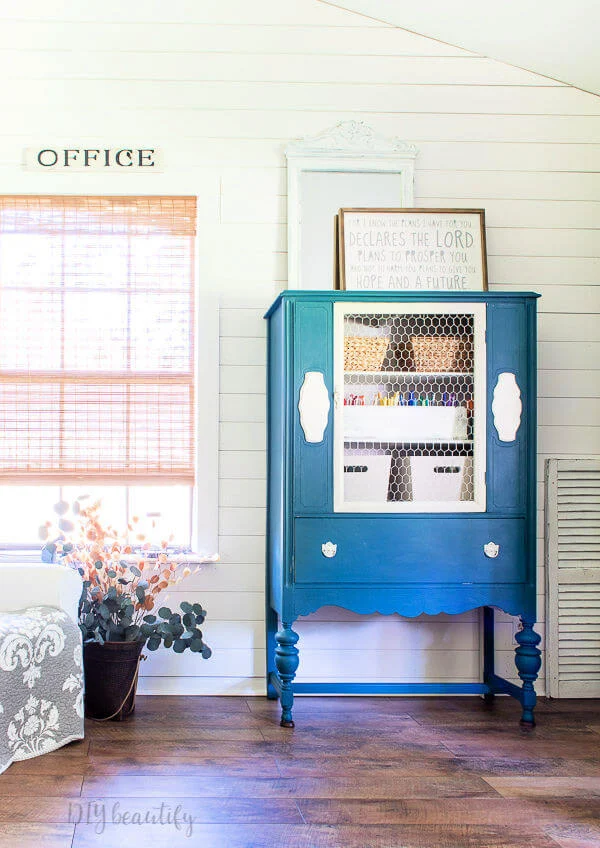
[{"left": 40, "top": 498, "right": 217, "bottom": 721}]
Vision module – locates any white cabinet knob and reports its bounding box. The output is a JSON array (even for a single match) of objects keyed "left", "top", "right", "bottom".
[
  {"left": 484, "top": 542, "right": 500, "bottom": 559},
  {"left": 321, "top": 542, "right": 337, "bottom": 558}
]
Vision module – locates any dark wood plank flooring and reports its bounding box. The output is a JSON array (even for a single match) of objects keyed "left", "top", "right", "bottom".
[{"left": 1, "top": 695, "right": 599, "bottom": 847}]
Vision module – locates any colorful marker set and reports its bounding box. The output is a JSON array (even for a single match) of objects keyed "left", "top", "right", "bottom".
[{"left": 344, "top": 391, "right": 462, "bottom": 407}]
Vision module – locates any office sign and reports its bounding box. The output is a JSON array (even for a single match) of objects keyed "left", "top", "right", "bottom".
[{"left": 24, "top": 147, "right": 163, "bottom": 172}]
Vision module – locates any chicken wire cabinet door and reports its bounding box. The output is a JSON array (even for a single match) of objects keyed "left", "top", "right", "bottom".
[{"left": 333, "top": 302, "right": 486, "bottom": 513}]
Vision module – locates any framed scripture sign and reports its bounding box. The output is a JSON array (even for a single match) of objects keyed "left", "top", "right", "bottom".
[{"left": 337, "top": 208, "right": 488, "bottom": 292}]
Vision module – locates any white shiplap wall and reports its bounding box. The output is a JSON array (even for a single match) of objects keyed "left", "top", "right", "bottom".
[{"left": 1, "top": 0, "right": 598, "bottom": 695}]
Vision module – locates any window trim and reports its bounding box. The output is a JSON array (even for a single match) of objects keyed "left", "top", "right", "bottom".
[
  {"left": 0, "top": 192, "right": 219, "bottom": 556},
  {"left": 194, "top": 289, "right": 219, "bottom": 554}
]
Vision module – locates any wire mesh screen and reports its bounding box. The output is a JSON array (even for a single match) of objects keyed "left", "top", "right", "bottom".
[{"left": 342, "top": 311, "right": 475, "bottom": 506}]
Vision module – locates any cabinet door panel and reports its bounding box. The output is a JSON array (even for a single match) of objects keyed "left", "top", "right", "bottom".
[
  {"left": 293, "top": 302, "right": 333, "bottom": 513},
  {"left": 487, "top": 303, "right": 529, "bottom": 514},
  {"left": 294, "top": 516, "right": 525, "bottom": 585}
]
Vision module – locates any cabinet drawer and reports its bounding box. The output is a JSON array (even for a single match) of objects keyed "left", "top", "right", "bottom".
[{"left": 294, "top": 517, "right": 526, "bottom": 585}]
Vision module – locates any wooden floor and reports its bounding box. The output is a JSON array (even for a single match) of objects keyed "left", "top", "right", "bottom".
[{"left": 1, "top": 695, "right": 599, "bottom": 848}]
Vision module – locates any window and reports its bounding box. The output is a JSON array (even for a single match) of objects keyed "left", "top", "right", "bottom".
[{"left": 0, "top": 195, "right": 198, "bottom": 548}]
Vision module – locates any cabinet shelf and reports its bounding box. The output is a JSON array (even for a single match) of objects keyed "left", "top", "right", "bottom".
[
  {"left": 345, "top": 371, "right": 473, "bottom": 379},
  {"left": 344, "top": 439, "right": 473, "bottom": 445},
  {"left": 343, "top": 404, "right": 471, "bottom": 443}
]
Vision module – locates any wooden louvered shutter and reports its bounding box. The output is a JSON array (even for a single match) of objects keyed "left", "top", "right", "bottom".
[{"left": 546, "top": 459, "right": 600, "bottom": 697}]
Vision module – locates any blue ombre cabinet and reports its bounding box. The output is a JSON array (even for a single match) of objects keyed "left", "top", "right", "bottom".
[{"left": 266, "top": 290, "right": 540, "bottom": 727}]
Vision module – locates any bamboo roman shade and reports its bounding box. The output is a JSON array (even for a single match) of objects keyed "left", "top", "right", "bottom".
[{"left": 0, "top": 195, "right": 196, "bottom": 483}]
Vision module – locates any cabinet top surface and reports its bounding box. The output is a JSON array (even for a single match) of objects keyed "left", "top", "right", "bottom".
[{"left": 264, "top": 289, "right": 541, "bottom": 318}]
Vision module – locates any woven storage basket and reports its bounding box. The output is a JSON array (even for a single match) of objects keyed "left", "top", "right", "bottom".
[
  {"left": 344, "top": 336, "right": 389, "bottom": 372},
  {"left": 411, "top": 335, "right": 460, "bottom": 372}
]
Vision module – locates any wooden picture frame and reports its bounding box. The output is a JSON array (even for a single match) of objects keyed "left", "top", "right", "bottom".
[{"left": 337, "top": 208, "right": 488, "bottom": 292}]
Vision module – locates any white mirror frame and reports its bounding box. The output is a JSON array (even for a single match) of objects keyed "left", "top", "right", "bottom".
[{"left": 286, "top": 121, "right": 418, "bottom": 290}]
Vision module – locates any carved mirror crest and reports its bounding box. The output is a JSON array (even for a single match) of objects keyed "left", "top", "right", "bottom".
[{"left": 286, "top": 121, "right": 418, "bottom": 290}]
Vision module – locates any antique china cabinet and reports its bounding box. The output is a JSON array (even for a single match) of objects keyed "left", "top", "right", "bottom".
[{"left": 265, "top": 290, "right": 541, "bottom": 727}]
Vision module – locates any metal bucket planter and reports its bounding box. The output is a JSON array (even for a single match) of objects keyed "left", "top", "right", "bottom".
[{"left": 83, "top": 640, "right": 145, "bottom": 721}]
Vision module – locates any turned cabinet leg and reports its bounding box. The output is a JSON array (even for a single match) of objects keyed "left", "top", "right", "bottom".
[
  {"left": 266, "top": 606, "right": 278, "bottom": 700},
  {"left": 482, "top": 607, "right": 496, "bottom": 705},
  {"left": 275, "top": 623, "right": 299, "bottom": 728},
  {"left": 514, "top": 618, "right": 541, "bottom": 729}
]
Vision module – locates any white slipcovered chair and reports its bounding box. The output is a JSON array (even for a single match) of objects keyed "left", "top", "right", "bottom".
[{"left": 0, "top": 564, "right": 85, "bottom": 773}]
